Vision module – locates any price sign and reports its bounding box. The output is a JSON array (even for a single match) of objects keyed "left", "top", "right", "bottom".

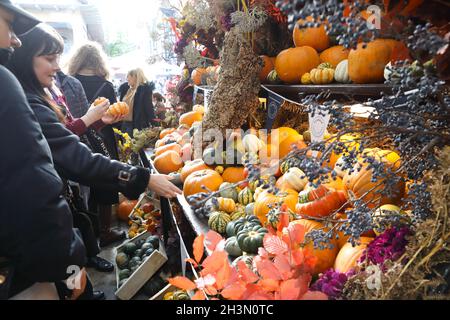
[{"left": 309, "top": 107, "right": 330, "bottom": 157}]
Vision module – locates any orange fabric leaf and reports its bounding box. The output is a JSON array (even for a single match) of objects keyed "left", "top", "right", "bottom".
[
  {"left": 274, "top": 255, "right": 293, "bottom": 280},
  {"left": 191, "top": 290, "right": 207, "bottom": 300},
  {"left": 168, "top": 276, "right": 197, "bottom": 291},
  {"left": 185, "top": 258, "right": 198, "bottom": 268},
  {"left": 215, "top": 263, "right": 232, "bottom": 290},
  {"left": 263, "top": 234, "right": 288, "bottom": 255},
  {"left": 279, "top": 279, "right": 302, "bottom": 300},
  {"left": 259, "top": 278, "right": 280, "bottom": 292},
  {"left": 205, "top": 231, "right": 223, "bottom": 252},
  {"left": 237, "top": 261, "right": 259, "bottom": 283},
  {"left": 302, "top": 248, "right": 318, "bottom": 272},
  {"left": 257, "top": 260, "right": 283, "bottom": 281},
  {"left": 277, "top": 212, "right": 290, "bottom": 234},
  {"left": 221, "top": 282, "right": 246, "bottom": 300},
  {"left": 285, "top": 222, "right": 306, "bottom": 246},
  {"left": 301, "top": 291, "right": 329, "bottom": 300},
  {"left": 201, "top": 251, "right": 228, "bottom": 276},
  {"left": 193, "top": 234, "right": 205, "bottom": 264},
  {"left": 205, "top": 285, "right": 218, "bottom": 296}
]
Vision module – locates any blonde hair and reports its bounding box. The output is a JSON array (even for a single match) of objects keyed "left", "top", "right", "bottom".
[
  {"left": 128, "top": 68, "right": 148, "bottom": 87},
  {"left": 67, "top": 42, "right": 110, "bottom": 79}
]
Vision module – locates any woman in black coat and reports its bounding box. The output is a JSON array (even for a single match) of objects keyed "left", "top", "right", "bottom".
[{"left": 119, "top": 68, "right": 157, "bottom": 135}]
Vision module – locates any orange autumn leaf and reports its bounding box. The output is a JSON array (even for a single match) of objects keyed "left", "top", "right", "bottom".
[
  {"left": 237, "top": 261, "right": 259, "bottom": 283},
  {"left": 221, "top": 282, "right": 246, "bottom": 300},
  {"left": 274, "top": 255, "right": 293, "bottom": 280},
  {"left": 201, "top": 250, "right": 228, "bottom": 276},
  {"left": 205, "top": 231, "right": 223, "bottom": 252},
  {"left": 277, "top": 212, "right": 291, "bottom": 234},
  {"left": 247, "top": 291, "right": 274, "bottom": 300},
  {"left": 205, "top": 285, "right": 218, "bottom": 296},
  {"left": 256, "top": 260, "right": 283, "bottom": 281},
  {"left": 242, "top": 283, "right": 263, "bottom": 300},
  {"left": 263, "top": 234, "right": 288, "bottom": 255},
  {"left": 191, "top": 290, "right": 207, "bottom": 300},
  {"left": 301, "top": 291, "right": 329, "bottom": 300},
  {"left": 185, "top": 258, "right": 198, "bottom": 268},
  {"left": 259, "top": 278, "right": 280, "bottom": 292},
  {"left": 214, "top": 262, "right": 233, "bottom": 290},
  {"left": 279, "top": 278, "right": 302, "bottom": 300},
  {"left": 284, "top": 222, "right": 306, "bottom": 246},
  {"left": 193, "top": 234, "right": 205, "bottom": 264},
  {"left": 302, "top": 247, "right": 319, "bottom": 271},
  {"left": 168, "top": 276, "right": 197, "bottom": 291}
]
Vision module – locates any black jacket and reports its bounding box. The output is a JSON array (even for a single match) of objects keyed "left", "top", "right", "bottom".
[
  {"left": 0, "top": 65, "right": 86, "bottom": 297},
  {"left": 119, "top": 82, "right": 156, "bottom": 130},
  {"left": 25, "top": 93, "right": 151, "bottom": 200}
]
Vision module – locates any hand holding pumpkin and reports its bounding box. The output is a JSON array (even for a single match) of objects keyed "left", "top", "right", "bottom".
[
  {"left": 82, "top": 99, "right": 110, "bottom": 127},
  {"left": 148, "top": 174, "right": 182, "bottom": 198}
]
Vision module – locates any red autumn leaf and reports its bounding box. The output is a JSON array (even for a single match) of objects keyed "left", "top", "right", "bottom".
[
  {"left": 284, "top": 222, "right": 306, "bottom": 246},
  {"left": 191, "top": 290, "right": 207, "bottom": 300},
  {"left": 225, "top": 267, "right": 240, "bottom": 288},
  {"left": 290, "top": 248, "right": 305, "bottom": 267},
  {"left": 237, "top": 261, "right": 259, "bottom": 283},
  {"left": 205, "top": 231, "right": 223, "bottom": 252},
  {"left": 301, "top": 291, "right": 329, "bottom": 300},
  {"left": 258, "top": 247, "right": 269, "bottom": 259},
  {"left": 247, "top": 291, "right": 274, "bottom": 300},
  {"left": 302, "top": 248, "right": 318, "bottom": 272},
  {"left": 241, "top": 283, "right": 262, "bottom": 300},
  {"left": 263, "top": 234, "right": 288, "bottom": 256},
  {"left": 168, "top": 276, "right": 197, "bottom": 291},
  {"left": 185, "top": 258, "right": 198, "bottom": 268},
  {"left": 201, "top": 251, "right": 228, "bottom": 276},
  {"left": 205, "top": 285, "right": 218, "bottom": 296},
  {"left": 257, "top": 260, "right": 283, "bottom": 281},
  {"left": 274, "top": 255, "right": 293, "bottom": 280},
  {"left": 259, "top": 278, "right": 280, "bottom": 292},
  {"left": 279, "top": 279, "right": 302, "bottom": 300},
  {"left": 193, "top": 234, "right": 205, "bottom": 264},
  {"left": 215, "top": 262, "right": 232, "bottom": 290},
  {"left": 277, "top": 212, "right": 290, "bottom": 234},
  {"left": 221, "top": 282, "right": 246, "bottom": 300}
]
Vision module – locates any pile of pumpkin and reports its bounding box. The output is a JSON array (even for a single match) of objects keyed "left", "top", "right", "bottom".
[
  {"left": 190, "top": 64, "right": 221, "bottom": 87},
  {"left": 183, "top": 132, "right": 409, "bottom": 276},
  {"left": 260, "top": 17, "right": 410, "bottom": 85}
]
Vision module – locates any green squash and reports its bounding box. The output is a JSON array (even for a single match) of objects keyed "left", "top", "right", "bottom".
[
  {"left": 234, "top": 215, "right": 262, "bottom": 235},
  {"left": 172, "top": 290, "right": 190, "bottom": 300},
  {"left": 118, "top": 269, "right": 131, "bottom": 281},
  {"left": 267, "top": 70, "right": 282, "bottom": 84},
  {"left": 238, "top": 188, "right": 254, "bottom": 205},
  {"left": 267, "top": 208, "right": 297, "bottom": 229},
  {"left": 145, "top": 235, "right": 160, "bottom": 249},
  {"left": 116, "top": 252, "right": 130, "bottom": 270},
  {"left": 237, "top": 225, "right": 268, "bottom": 254},
  {"left": 226, "top": 221, "right": 237, "bottom": 238},
  {"left": 230, "top": 205, "right": 246, "bottom": 221},
  {"left": 123, "top": 242, "right": 138, "bottom": 255},
  {"left": 219, "top": 182, "right": 239, "bottom": 202},
  {"left": 224, "top": 236, "right": 243, "bottom": 257},
  {"left": 208, "top": 211, "right": 231, "bottom": 235}
]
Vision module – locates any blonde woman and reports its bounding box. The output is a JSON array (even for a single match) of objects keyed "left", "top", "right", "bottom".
[{"left": 118, "top": 68, "right": 156, "bottom": 135}]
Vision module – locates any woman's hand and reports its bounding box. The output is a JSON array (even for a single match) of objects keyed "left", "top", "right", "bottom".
[
  {"left": 81, "top": 100, "right": 109, "bottom": 127},
  {"left": 102, "top": 113, "right": 124, "bottom": 125},
  {"left": 148, "top": 174, "right": 182, "bottom": 198}
]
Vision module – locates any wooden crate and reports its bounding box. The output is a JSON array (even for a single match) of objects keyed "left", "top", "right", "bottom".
[
  {"left": 115, "top": 232, "right": 168, "bottom": 300},
  {"left": 149, "top": 284, "right": 177, "bottom": 301},
  {"left": 128, "top": 193, "right": 161, "bottom": 225}
]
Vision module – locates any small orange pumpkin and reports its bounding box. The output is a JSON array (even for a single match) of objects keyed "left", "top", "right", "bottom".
[
  {"left": 191, "top": 68, "right": 207, "bottom": 86},
  {"left": 160, "top": 128, "right": 176, "bottom": 140},
  {"left": 108, "top": 102, "right": 129, "bottom": 116},
  {"left": 154, "top": 150, "right": 184, "bottom": 174},
  {"left": 293, "top": 17, "right": 330, "bottom": 52},
  {"left": 180, "top": 159, "right": 210, "bottom": 183},
  {"left": 334, "top": 237, "right": 374, "bottom": 273},
  {"left": 179, "top": 111, "right": 203, "bottom": 128},
  {"left": 117, "top": 200, "right": 138, "bottom": 222},
  {"left": 154, "top": 143, "right": 182, "bottom": 158},
  {"left": 183, "top": 169, "right": 224, "bottom": 197},
  {"left": 259, "top": 55, "right": 275, "bottom": 83},
  {"left": 222, "top": 167, "right": 246, "bottom": 184},
  {"left": 94, "top": 97, "right": 108, "bottom": 106},
  {"left": 254, "top": 188, "right": 298, "bottom": 225}
]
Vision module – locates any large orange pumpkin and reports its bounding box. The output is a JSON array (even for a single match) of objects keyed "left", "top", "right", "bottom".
[
  {"left": 154, "top": 150, "right": 184, "bottom": 174},
  {"left": 183, "top": 169, "right": 224, "bottom": 197},
  {"left": 320, "top": 45, "right": 350, "bottom": 68},
  {"left": 293, "top": 17, "right": 330, "bottom": 52},
  {"left": 275, "top": 47, "right": 320, "bottom": 84},
  {"left": 180, "top": 159, "right": 210, "bottom": 183},
  {"left": 222, "top": 167, "right": 246, "bottom": 184},
  {"left": 260, "top": 55, "right": 275, "bottom": 83},
  {"left": 154, "top": 143, "right": 182, "bottom": 158},
  {"left": 191, "top": 68, "right": 207, "bottom": 86},
  {"left": 179, "top": 111, "right": 203, "bottom": 128},
  {"left": 334, "top": 237, "right": 374, "bottom": 273},
  {"left": 290, "top": 219, "right": 339, "bottom": 276},
  {"left": 117, "top": 200, "right": 138, "bottom": 222},
  {"left": 348, "top": 39, "right": 393, "bottom": 84},
  {"left": 254, "top": 188, "right": 298, "bottom": 225},
  {"left": 343, "top": 148, "right": 405, "bottom": 208}
]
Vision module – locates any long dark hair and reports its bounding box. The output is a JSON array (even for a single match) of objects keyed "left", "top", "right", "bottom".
[{"left": 7, "top": 24, "right": 65, "bottom": 121}]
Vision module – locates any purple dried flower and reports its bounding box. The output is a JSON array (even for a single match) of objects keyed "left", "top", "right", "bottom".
[
  {"left": 311, "top": 269, "right": 355, "bottom": 300},
  {"left": 220, "top": 13, "right": 233, "bottom": 31},
  {"left": 359, "top": 227, "right": 412, "bottom": 269}
]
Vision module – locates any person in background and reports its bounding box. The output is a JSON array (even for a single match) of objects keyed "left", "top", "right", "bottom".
[
  {"left": 0, "top": 0, "right": 87, "bottom": 300},
  {"left": 118, "top": 68, "right": 157, "bottom": 135},
  {"left": 66, "top": 44, "right": 127, "bottom": 247},
  {"left": 153, "top": 92, "right": 167, "bottom": 122}
]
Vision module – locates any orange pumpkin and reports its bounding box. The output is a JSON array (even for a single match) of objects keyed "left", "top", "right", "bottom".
[
  {"left": 259, "top": 55, "right": 275, "bottom": 83},
  {"left": 290, "top": 219, "right": 339, "bottom": 276},
  {"left": 343, "top": 148, "right": 405, "bottom": 208},
  {"left": 222, "top": 167, "right": 246, "bottom": 184},
  {"left": 191, "top": 67, "right": 207, "bottom": 86},
  {"left": 320, "top": 45, "right": 350, "bottom": 68},
  {"left": 154, "top": 150, "right": 184, "bottom": 174},
  {"left": 293, "top": 17, "right": 330, "bottom": 52},
  {"left": 160, "top": 128, "right": 176, "bottom": 140},
  {"left": 154, "top": 143, "right": 182, "bottom": 158},
  {"left": 108, "top": 102, "right": 129, "bottom": 116},
  {"left": 117, "top": 200, "right": 138, "bottom": 222},
  {"left": 323, "top": 175, "right": 345, "bottom": 191},
  {"left": 179, "top": 111, "right": 203, "bottom": 128},
  {"left": 275, "top": 46, "right": 320, "bottom": 84},
  {"left": 296, "top": 186, "right": 348, "bottom": 218},
  {"left": 180, "top": 159, "right": 210, "bottom": 183},
  {"left": 183, "top": 169, "right": 224, "bottom": 197},
  {"left": 348, "top": 39, "right": 393, "bottom": 84},
  {"left": 268, "top": 127, "right": 306, "bottom": 159},
  {"left": 254, "top": 188, "right": 298, "bottom": 225},
  {"left": 94, "top": 97, "right": 108, "bottom": 106},
  {"left": 334, "top": 237, "right": 374, "bottom": 273}
]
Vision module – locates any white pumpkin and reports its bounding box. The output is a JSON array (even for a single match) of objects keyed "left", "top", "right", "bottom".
[
  {"left": 242, "top": 134, "right": 263, "bottom": 153},
  {"left": 283, "top": 167, "right": 308, "bottom": 192},
  {"left": 335, "top": 60, "right": 351, "bottom": 84},
  {"left": 334, "top": 156, "right": 350, "bottom": 178}
]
